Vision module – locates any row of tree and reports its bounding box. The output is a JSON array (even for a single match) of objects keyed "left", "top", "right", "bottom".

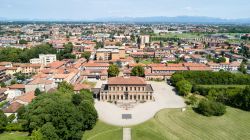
[
  {"left": 171, "top": 71, "right": 250, "bottom": 86},
  {"left": 171, "top": 71, "right": 250, "bottom": 111},
  {"left": 107, "top": 65, "right": 145, "bottom": 77},
  {"left": 0, "top": 43, "right": 76, "bottom": 63}
]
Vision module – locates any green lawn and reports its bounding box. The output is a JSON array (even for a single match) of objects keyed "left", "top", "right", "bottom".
[
  {"left": 132, "top": 107, "right": 250, "bottom": 140},
  {"left": 82, "top": 121, "right": 123, "bottom": 140},
  {"left": 1, "top": 107, "right": 250, "bottom": 140},
  {"left": 0, "top": 132, "right": 29, "bottom": 140}
]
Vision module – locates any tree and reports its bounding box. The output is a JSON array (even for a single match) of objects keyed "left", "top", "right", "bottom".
[
  {"left": 170, "top": 74, "right": 185, "bottom": 86},
  {"left": 82, "top": 51, "right": 91, "bottom": 62},
  {"left": 7, "top": 114, "right": 16, "bottom": 123},
  {"left": 80, "top": 89, "right": 94, "bottom": 104},
  {"left": 10, "top": 80, "right": 17, "bottom": 85},
  {"left": 0, "top": 82, "right": 6, "bottom": 88},
  {"left": 196, "top": 99, "right": 226, "bottom": 116},
  {"left": 108, "top": 64, "right": 120, "bottom": 77},
  {"left": 0, "top": 110, "right": 7, "bottom": 133},
  {"left": 20, "top": 82, "right": 97, "bottom": 139},
  {"left": 40, "top": 123, "right": 59, "bottom": 140},
  {"left": 19, "top": 39, "right": 28, "bottom": 44},
  {"left": 130, "top": 34, "right": 135, "bottom": 42},
  {"left": 58, "top": 81, "right": 74, "bottom": 93},
  {"left": 176, "top": 80, "right": 192, "bottom": 96},
  {"left": 35, "top": 88, "right": 42, "bottom": 96},
  {"left": 72, "top": 94, "right": 83, "bottom": 106},
  {"left": 238, "top": 63, "right": 247, "bottom": 74},
  {"left": 131, "top": 66, "right": 145, "bottom": 77},
  {"left": 95, "top": 42, "right": 104, "bottom": 49},
  {"left": 234, "top": 86, "right": 250, "bottom": 111}
]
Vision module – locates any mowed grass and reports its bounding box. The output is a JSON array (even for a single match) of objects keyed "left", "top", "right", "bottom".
[
  {"left": 0, "top": 132, "right": 30, "bottom": 140},
  {"left": 132, "top": 107, "right": 250, "bottom": 140},
  {"left": 1, "top": 107, "right": 249, "bottom": 140},
  {"left": 82, "top": 121, "right": 123, "bottom": 140}
]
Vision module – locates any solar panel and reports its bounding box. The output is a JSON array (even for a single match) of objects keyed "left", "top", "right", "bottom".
[{"left": 122, "top": 114, "right": 132, "bottom": 119}]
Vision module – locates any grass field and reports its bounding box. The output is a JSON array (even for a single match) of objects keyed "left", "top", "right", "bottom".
[
  {"left": 0, "top": 132, "right": 29, "bottom": 140},
  {"left": 132, "top": 107, "right": 250, "bottom": 140},
  {"left": 1, "top": 107, "right": 250, "bottom": 140},
  {"left": 83, "top": 107, "right": 250, "bottom": 140},
  {"left": 83, "top": 121, "right": 123, "bottom": 140}
]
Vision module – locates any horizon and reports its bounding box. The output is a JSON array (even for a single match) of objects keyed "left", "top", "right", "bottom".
[{"left": 1, "top": 0, "right": 250, "bottom": 20}]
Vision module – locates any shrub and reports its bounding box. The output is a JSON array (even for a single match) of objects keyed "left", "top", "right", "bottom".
[
  {"left": 186, "top": 95, "right": 198, "bottom": 106},
  {"left": 196, "top": 99, "right": 226, "bottom": 116},
  {"left": 7, "top": 114, "right": 16, "bottom": 123},
  {"left": 176, "top": 80, "right": 192, "bottom": 96},
  {"left": 5, "top": 123, "right": 24, "bottom": 131}
]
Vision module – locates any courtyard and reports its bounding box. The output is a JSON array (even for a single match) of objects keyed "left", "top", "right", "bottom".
[{"left": 94, "top": 81, "right": 186, "bottom": 126}]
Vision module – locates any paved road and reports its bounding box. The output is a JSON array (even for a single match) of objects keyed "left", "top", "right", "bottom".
[{"left": 95, "top": 81, "right": 186, "bottom": 126}]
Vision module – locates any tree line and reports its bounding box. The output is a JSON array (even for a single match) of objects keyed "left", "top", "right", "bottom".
[
  {"left": 171, "top": 71, "right": 250, "bottom": 111},
  {"left": 0, "top": 43, "right": 76, "bottom": 63}
]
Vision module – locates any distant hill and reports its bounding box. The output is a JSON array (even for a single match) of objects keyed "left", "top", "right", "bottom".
[
  {"left": 1, "top": 16, "right": 250, "bottom": 24},
  {"left": 92, "top": 16, "right": 250, "bottom": 23}
]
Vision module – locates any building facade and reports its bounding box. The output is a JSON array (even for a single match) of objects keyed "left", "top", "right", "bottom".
[{"left": 99, "top": 77, "right": 153, "bottom": 102}]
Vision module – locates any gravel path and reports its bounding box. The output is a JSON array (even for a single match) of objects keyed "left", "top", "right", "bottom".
[{"left": 95, "top": 81, "right": 186, "bottom": 126}]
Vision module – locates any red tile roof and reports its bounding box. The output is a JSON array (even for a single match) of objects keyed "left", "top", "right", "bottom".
[
  {"left": 73, "top": 84, "right": 91, "bottom": 91},
  {"left": 15, "top": 91, "right": 35, "bottom": 103},
  {"left": 108, "top": 76, "right": 146, "bottom": 85},
  {"left": 3, "top": 102, "right": 23, "bottom": 113},
  {"left": 8, "top": 84, "right": 25, "bottom": 89}
]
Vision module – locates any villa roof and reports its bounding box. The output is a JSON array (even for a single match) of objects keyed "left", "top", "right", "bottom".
[{"left": 108, "top": 76, "right": 146, "bottom": 85}]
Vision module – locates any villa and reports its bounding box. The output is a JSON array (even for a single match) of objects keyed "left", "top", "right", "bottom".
[{"left": 99, "top": 76, "right": 154, "bottom": 102}]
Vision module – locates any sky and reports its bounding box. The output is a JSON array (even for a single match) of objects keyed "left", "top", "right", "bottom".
[{"left": 0, "top": 0, "right": 250, "bottom": 20}]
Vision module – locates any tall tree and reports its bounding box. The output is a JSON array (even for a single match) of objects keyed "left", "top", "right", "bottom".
[
  {"left": 0, "top": 110, "right": 7, "bottom": 133},
  {"left": 82, "top": 51, "right": 91, "bottom": 62},
  {"left": 108, "top": 64, "right": 120, "bottom": 77},
  {"left": 131, "top": 66, "right": 145, "bottom": 77}
]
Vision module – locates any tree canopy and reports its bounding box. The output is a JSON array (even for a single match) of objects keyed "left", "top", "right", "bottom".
[
  {"left": 18, "top": 83, "right": 97, "bottom": 140},
  {"left": 108, "top": 64, "right": 120, "bottom": 77},
  {"left": 81, "top": 51, "right": 91, "bottom": 62},
  {"left": 131, "top": 66, "right": 145, "bottom": 77}
]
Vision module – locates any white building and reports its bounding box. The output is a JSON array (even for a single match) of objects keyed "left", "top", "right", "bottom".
[
  {"left": 140, "top": 35, "right": 150, "bottom": 44},
  {"left": 30, "top": 54, "right": 57, "bottom": 65}
]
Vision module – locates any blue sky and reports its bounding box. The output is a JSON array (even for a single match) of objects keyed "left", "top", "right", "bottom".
[{"left": 0, "top": 0, "right": 249, "bottom": 20}]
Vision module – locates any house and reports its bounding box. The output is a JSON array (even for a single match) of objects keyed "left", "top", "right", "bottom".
[
  {"left": 73, "top": 84, "right": 91, "bottom": 93},
  {"left": 30, "top": 54, "right": 57, "bottom": 65},
  {"left": 0, "top": 66, "right": 7, "bottom": 82},
  {"left": 8, "top": 84, "right": 25, "bottom": 93},
  {"left": 99, "top": 77, "right": 154, "bottom": 101},
  {"left": 25, "top": 78, "right": 56, "bottom": 92}
]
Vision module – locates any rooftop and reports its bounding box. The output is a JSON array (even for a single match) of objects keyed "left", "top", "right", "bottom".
[{"left": 108, "top": 76, "right": 146, "bottom": 85}]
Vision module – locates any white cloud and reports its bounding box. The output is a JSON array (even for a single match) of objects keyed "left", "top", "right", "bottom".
[{"left": 184, "top": 6, "right": 193, "bottom": 11}]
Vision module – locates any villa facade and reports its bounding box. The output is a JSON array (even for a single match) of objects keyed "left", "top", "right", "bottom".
[{"left": 100, "top": 77, "right": 154, "bottom": 102}]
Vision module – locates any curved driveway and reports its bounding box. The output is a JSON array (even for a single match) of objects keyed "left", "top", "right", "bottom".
[{"left": 94, "top": 81, "right": 186, "bottom": 126}]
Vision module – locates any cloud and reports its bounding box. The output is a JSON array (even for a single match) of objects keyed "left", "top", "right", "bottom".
[{"left": 183, "top": 6, "right": 193, "bottom": 11}]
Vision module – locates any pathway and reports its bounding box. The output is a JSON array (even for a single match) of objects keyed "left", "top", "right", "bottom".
[{"left": 123, "top": 128, "right": 131, "bottom": 140}]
